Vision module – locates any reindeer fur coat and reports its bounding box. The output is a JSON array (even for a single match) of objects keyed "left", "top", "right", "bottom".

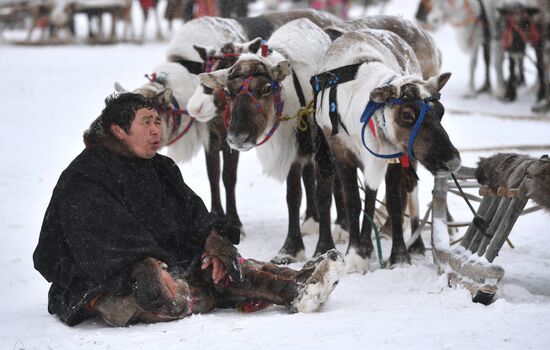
[{"left": 33, "top": 125, "right": 240, "bottom": 326}]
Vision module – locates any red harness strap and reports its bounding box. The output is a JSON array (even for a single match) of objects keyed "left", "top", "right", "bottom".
[
  {"left": 502, "top": 15, "right": 540, "bottom": 51},
  {"left": 140, "top": 0, "right": 155, "bottom": 9},
  {"left": 367, "top": 118, "right": 409, "bottom": 168}
]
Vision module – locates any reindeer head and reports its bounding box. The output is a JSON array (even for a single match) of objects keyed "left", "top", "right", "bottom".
[
  {"left": 198, "top": 53, "right": 291, "bottom": 151},
  {"left": 187, "top": 38, "right": 263, "bottom": 122},
  {"left": 367, "top": 72, "right": 461, "bottom": 174}
]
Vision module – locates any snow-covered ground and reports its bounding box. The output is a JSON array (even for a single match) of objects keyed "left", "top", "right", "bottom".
[{"left": 1, "top": 1, "right": 549, "bottom": 349}]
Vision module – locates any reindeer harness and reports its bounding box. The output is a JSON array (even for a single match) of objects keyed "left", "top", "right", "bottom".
[
  {"left": 226, "top": 73, "right": 284, "bottom": 147},
  {"left": 145, "top": 72, "right": 195, "bottom": 146},
  {"left": 359, "top": 93, "right": 441, "bottom": 161},
  {"left": 501, "top": 11, "right": 540, "bottom": 52},
  {"left": 311, "top": 62, "right": 441, "bottom": 163}
]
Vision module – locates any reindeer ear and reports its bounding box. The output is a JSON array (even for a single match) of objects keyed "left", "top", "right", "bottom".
[
  {"left": 370, "top": 84, "right": 398, "bottom": 103},
  {"left": 199, "top": 68, "right": 229, "bottom": 89},
  {"left": 246, "top": 37, "right": 262, "bottom": 54},
  {"left": 233, "top": 37, "right": 262, "bottom": 54},
  {"left": 114, "top": 82, "right": 128, "bottom": 93},
  {"left": 428, "top": 72, "right": 451, "bottom": 92},
  {"left": 193, "top": 44, "right": 211, "bottom": 61},
  {"left": 270, "top": 60, "right": 291, "bottom": 82},
  {"left": 156, "top": 88, "right": 173, "bottom": 106}
]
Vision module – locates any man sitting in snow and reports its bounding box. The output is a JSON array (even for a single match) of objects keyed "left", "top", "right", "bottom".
[{"left": 33, "top": 93, "right": 345, "bottom": 327}]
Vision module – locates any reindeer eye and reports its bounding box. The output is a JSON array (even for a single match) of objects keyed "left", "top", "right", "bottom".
[
  {"left": 261, "top": 84, "right": 272, "bottom": 96},
  {"left": 401, "top": 108, "right": 415, "bottom": 123}
]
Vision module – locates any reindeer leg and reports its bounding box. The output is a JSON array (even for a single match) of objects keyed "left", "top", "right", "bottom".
[
  {"left": 219, "top": 250, "right": 344, "bottom": 313},
  {"left": 153, "top": 7, "right": 163, "bottom": 40},
  {"left": 221, "top": 142, "right": 242, "bottom": 232},
  {"left": 205, "top": 132, "right": 224, "bottom": 217},
  {"left": 517, "top": 53, "right": 526, "bottom": 87},
  {"left": 332, "top": 173, "right": 349, "bottom": 243},
  {"left": 220, "top": 259, "right": 299, "bottom": 306},
  {"left": 466, "top": 44, "right": 479, "bottom": 97},
  {"left": 407, "top": 185, "right": 425, "bottom": 255},
  {"left": 478, "top": 24, "right": 492, "bottom": 94},
  {"left": 140, "top": 8, "right": 147, "bottom": 42},
  {"left": 313, "top": 157, "right": 335, "bottom": 258},
  {"left": 505, "top": 56, "right": 517, "bottom": 101},
  {"left": 339, "top": 160, "right": 372, "bottom": 272},
  {"left": 271, "top": 162, "right": 305, "bottom": 264},
  {"left": 300, "top": 160, "right": 319, "bottom": 236},
  {"left": 386, "top": 163, "right": 411, "bottom": 266},
  {"left": 493, "top": 40, "right": 507, "bottom": 99},
  {"left": 535, "top": 37, "right": 547, "bottom": 101}
]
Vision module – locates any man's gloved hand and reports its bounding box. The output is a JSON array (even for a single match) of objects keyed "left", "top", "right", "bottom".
[{"left": 201, "top": 232, "right": 243, "bottom": 284}]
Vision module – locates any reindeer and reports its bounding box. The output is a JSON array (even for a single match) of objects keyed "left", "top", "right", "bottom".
[
  {"left": 322, "top": 15, "right": 444, "bottom": 258},
  {"left": 120, "top": 11, "right": 340, "bottom": 235},
  {"left": 311, "top": 30, "right": 460, "bottom": 270},
  {"left": 197, "top": 19, "right": 338, "bottom": 264},
  {"left": 420, "top": 0, "right": 504, "bottom": 98},
  {"left": 496, "top": 0, "right": 547, "bottom": 102},
  {"left": 187, "top": 11, "right": 342, "bottom": 237}
]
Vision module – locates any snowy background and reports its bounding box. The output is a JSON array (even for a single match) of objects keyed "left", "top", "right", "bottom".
[{"left": 1, "top": 0, "right": 550, "bottom": 349}]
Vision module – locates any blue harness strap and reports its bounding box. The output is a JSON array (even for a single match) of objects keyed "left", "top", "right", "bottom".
[{"left": 360, "top": 95, "right": 438, "bottom": 160}]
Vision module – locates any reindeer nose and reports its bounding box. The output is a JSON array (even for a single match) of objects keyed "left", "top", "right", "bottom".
[
  {"left": 227, "top": 132, "right": 254, "bottom": 149},
  {"left": 445, "top": 156, "right": 462, "bottom": 173}
]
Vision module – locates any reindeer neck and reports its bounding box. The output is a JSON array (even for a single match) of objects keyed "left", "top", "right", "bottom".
[{"left": 353, "top": 63, "right": 403, "bottom": 161}]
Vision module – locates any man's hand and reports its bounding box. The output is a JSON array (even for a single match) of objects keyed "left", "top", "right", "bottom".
[
  {"left": 201, "top": 255, "right": 227, "bottom": 284},
  {"left": 201, "top": 232, "right": 243, "bottom": 284}
]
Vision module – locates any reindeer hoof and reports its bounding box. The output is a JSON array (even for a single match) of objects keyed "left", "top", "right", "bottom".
[
  {"left": 344, "top": 247, "right": 375, "bottom": 274},
  {"left": 476, "top": 83, "right": 492, "bottom": 94},
  {"left": 389, "top": 252, "right": 411, "bottom": 268},
  {"left": 271, "top": 250, "right": 305, "bottom": 265},
  {"left": 290, "top": 249, "right": 345, "bottom": 313},
  {"left": 331, "top": 224, "right": 349, "bottom": 244}
]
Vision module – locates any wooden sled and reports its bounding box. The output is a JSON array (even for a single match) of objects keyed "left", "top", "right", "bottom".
[{"left": 430, "top": 165, "right": 542, "bottom": 305}]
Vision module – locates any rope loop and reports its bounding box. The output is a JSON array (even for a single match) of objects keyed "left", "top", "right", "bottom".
[{"left": 280, "top": 99, "right": 315, "bottom": 131}]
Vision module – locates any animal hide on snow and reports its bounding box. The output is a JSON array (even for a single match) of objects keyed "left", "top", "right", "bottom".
[{"left": 475, "top": 153, "right": 550, "bottom": 211}]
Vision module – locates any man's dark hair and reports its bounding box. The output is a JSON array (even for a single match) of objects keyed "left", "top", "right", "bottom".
[
  {"left": 100, "top": 92, "right": 156, "bottom": 133},
  {"left": 83, "top": 93, "right": 156, "bottom": 148}
]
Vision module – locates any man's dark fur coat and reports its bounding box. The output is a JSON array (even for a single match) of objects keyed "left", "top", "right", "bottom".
[{"left": 33, "top": 121, "right": 239, "bottom": 326}]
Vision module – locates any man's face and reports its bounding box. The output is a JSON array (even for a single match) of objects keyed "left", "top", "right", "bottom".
[{"left": 118, "top": 108, "right": 163, "bottom": 159}]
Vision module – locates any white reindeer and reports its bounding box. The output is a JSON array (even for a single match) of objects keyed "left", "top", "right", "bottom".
[
  {"left": 313, "top": 30, "right": 461, "bottom": 271},
  {"left": 425, "top": 0, "right": 506, "bottom": 98}
]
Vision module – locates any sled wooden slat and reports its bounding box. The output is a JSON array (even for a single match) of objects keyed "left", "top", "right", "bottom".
[
  {"left": 459, "top": 196, "right": 495, "bottom": 249},
  {"left": 485, "top": 184, "right": 529, "bottom": 262}
]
